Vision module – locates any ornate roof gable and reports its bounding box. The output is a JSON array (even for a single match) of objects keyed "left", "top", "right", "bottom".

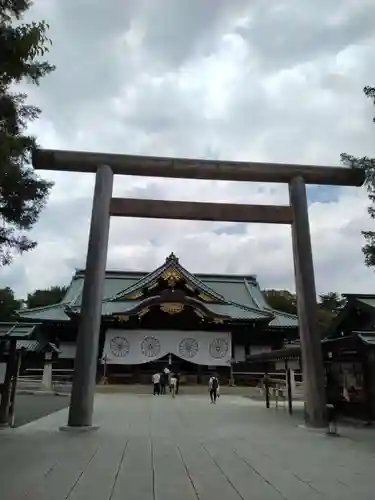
[{"left": 110, "top": 253, "right": 225, "bottom": 302}]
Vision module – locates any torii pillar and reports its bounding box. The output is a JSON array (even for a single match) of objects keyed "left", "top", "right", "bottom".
[
  {"left": 289, "top": 176, "right": 326, "bottom": 427},
  {"left": 66, "top": 165, "right": 113, "bottom": 428}
]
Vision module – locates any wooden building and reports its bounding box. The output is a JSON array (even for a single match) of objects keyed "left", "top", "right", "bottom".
[
  {"left": 246, "top": 294, "right": 375, "bottom": 420},
  {"left": 17, "top": 253, "right": 298, "bottom": 384},
  {"left": 323, "top": 294, "right": 375, "bottom": 420}
]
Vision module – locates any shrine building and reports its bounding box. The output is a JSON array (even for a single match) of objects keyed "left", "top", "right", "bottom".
[{"left": 17, "top": 253, "right": 298, "bottom": 384}]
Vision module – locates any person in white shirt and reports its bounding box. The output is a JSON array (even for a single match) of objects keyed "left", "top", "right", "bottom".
[
  {"left": 170, "top": 374, "right": 177, "bottom": 398},
  {"left": 152, "top": 372, "right": 161, "bottom": 396},
  {"left": 208, "top": 375, "right": 220, "bottom": 404}
]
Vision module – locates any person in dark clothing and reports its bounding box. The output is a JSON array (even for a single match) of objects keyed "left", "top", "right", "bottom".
[
  {"left": 160, "top": 372, "right": 167, "bottom": 395},
  {"left": 152, "top": 372, "right": 161, "bottom": 395},
  {"left": 175, "top": 373, "right": 180, "bottom": 395},
  {"left": 209, "top": 375, "right": 219, "bottom": 404}
]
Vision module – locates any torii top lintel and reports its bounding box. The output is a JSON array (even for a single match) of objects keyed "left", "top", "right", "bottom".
[{"left": 32, "top": 148, "right": 364, "bottom": 187}]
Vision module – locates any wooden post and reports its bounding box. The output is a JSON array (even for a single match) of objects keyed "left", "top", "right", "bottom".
[
  {"left": 361, "top": 350, "right": 374, "bottom": 424},
  {"left": 101, "top": 354, "right": 108, "bottom": 385},
  {"left": 264, "top": 372, "right": 270, "bottom": 409},
  {"left": 41, "top": 351, "right": 53, "bottom": 391},
  {"left": 285, "top": 359, "right": 293, "bottom": 415},
  {"left": 0, "top": 341, "right": 17, "bottom": 426},
  {"left": 9, "top": 350, "right": 22, "bottom": 427},
  {"left": 67, "top": 165, "right": 113, "bottom": 428},
  {"left": 289, "top": 176, "right": 326, "bottom": 427}
]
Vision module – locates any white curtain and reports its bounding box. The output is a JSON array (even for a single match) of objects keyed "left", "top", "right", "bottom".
[{"left": 102, "top": 329, "right": 231, "bottom": 366}]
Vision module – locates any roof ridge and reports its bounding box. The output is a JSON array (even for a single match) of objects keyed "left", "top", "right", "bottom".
[
  {"left": 68, "top": 280, "right": 85, "bottom": 306},
  {"left": 110, "top": 253, "right": 225, "bottom": 302},
  {"left": 270, "top": 308, "right": 298, "bottom": 319},
  {"left": 17, "top": 302, "right": 67, "bottom": 314},
  {"left": 255, "top": 304, "right": 298, "bottom": 319},
  {"left": 227, "top": 300, "right": 273, "bottom": 318}
]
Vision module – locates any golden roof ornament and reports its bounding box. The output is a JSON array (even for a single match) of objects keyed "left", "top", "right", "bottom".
[
  {"left": 127, "top": 290, "right": 143, "bottom": 299},
  {"left": 114, "top": 315, "right": 129, "bottom": 322},
  {"left": 138, "top": 307, "right": 150, "bottom": 318},
  {"left": 166, "top": 252, "right": 179, "bottom": 263},
  {"left": 198, "top": 292, "right": 212, "bottom": 301},
  {"left": 162, "top": 268, "right": 181, "bottom": 282},
  {"left": 160, "top": 302, "right": 184, "bottom": 315}
]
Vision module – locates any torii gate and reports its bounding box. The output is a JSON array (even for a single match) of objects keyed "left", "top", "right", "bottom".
[{"left": 33, "top": 149, "right": 364, "bottom": 429}]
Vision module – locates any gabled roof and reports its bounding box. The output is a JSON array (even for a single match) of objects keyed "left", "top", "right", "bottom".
[
  {"left": 111, "top": 253, "right": 225, "bottom": 302},
  {"left": 326, "top": 294, "right": 375, "bottom": 338},
  {"left": 16, "top": 253, "right": 298, "bottom": 328}
]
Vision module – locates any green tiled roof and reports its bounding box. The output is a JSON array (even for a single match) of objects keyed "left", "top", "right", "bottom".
[
  {"left": 268, "top": 311, "right": 299, "bottom": 328},
  {"left": 70, "top": 276, "right": 142, "bottom": 306},
  {"left": 17, "top": 254, "right": 298, "bottom": 328},
  {"left": 17, "top": 304, "right": 71, "bottom": 322},
  {"left": 205, "top": 303, "right": 271, "bottom": 321},
  {"left": 357, "top": 297, "right": 375, "bottom": 309},
  {"left": 71, "top": 301, "right": 144, "bottom": 317},
  {"left": 355, "top": 332, "right": 375, "bottom": 346},
  {"left": 16, "top": 339, "right": 59, "bottom": 353},
  {"left": 342, "top": 294, "right": 375, "bottom": 310},
  {"left": 0, "top": 322, "right": 39, "bottom": 339},
  {"left": 70, "top": 300, "right": 271, "bottom": 321}
]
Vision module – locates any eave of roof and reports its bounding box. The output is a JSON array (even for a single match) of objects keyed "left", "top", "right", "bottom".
[
  {"left": 246, "top": 345, "right": 301, "bottom": 363},
  {"left": 69, "top": 298, "right": 273, "bottom": 322},
  {"left": 16, "top": 303, "right": 71, "bottom": 322},
  {"left": 0, "top": 322, "right": 40, "bottom": 340},
  {"left": 16, "top": 340, "right": 60, "bottom": 353}
]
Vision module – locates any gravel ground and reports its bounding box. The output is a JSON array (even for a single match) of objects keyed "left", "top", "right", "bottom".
[{"left": 13, "top": 394, "right": 70, "bottom": 428}]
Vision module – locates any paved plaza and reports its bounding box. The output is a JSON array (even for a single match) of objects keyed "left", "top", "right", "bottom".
[{"left": 1, "top": 394, "right": 375, "bottom": 499}]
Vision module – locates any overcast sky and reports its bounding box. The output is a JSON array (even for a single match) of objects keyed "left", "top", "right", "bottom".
[{"left": 2, "top": 0, "right": 375, "bottom": 298}]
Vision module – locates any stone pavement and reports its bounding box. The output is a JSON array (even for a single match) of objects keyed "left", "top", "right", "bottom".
[{"left": 1, "top": 394, "right": 375, "bottom": 500}]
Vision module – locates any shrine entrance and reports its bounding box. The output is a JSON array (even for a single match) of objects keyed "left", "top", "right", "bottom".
[{"left": 33, "top": 148, "right": 364, "bottom": 428}]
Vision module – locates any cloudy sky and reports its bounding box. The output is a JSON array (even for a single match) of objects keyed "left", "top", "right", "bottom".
[{"left": 2, "top": 0, "right": 375, "bottom": 299}]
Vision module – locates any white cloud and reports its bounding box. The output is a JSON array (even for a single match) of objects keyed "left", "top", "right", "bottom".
[{"left": 2, "top": 0, "right": 375, "bottom": 298}]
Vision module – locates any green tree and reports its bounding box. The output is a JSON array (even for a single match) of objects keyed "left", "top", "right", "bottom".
[
  {"left": 0, "top": 286, "right": 23, "bottom": 319},
  {"left": 341, "top": 86, "right": 375, "bottom": 267},
  {"left": 26, "top": 285, "right": 67, "bottom": 309},
  {"left": 263, "top": 289, "right": 297, "bottom": 314},
  {"left": 0, "top": 0, "right": 55, "bottom": 265},
  {"left": 318, "top": 292, "right": 346, "bottom": 314}
]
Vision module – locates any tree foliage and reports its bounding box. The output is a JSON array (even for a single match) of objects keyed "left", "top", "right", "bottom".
[
  {"left": 0, "top": 286, "right": 22, "bottom": 319},
  {"left": 341, "top": 86, "right": 375, "bottom": 267},
  {"left": 0, "top": 0, "right": 55, "bottom": 265},
  {"left": 318, "top": 292, "right": 346, "bottom": 314},
  {"left": 26, "top": 285, "right": 67, "bottom": 309},
  {"left": 263, "top": 289, "right": 297, "bottom": 314},
  {"left": 263, "top": 289, "right": 344, "bottom": 336}
]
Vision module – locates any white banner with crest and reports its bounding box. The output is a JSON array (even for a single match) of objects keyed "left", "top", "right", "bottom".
[{"left": 102, "top": 329, "right": 231, "bottom": 366}]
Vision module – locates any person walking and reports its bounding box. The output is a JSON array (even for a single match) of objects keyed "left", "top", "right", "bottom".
[
  {"left": 160, "top": 371, "right": 167, "bottom": 395},
  {"left": 208, "top": 374, "right": 220, "bottom": 404},
  {"left": 170, "top": 374, "right": 177, "bottom": 398},
  {"left": 152, "top": 372, "right": 161, "bottom": 396},
  {"left": 175, "top": 372, "right": 180, "bottom": 395}
]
